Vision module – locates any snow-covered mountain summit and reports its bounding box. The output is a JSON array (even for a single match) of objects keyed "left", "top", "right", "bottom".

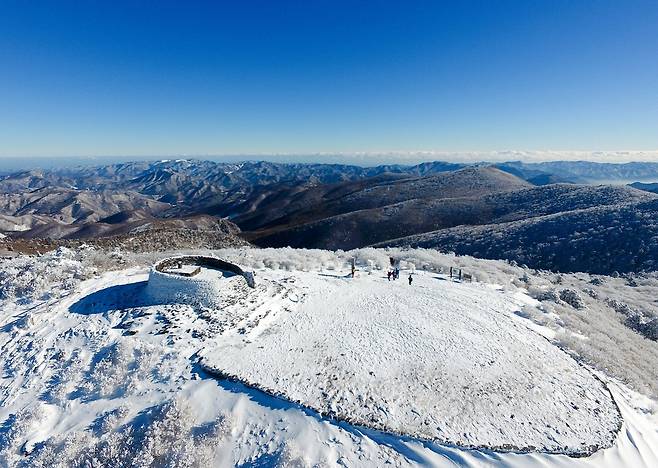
[{"left": 1, "top": 247, "right": 657, "bottom": 466}]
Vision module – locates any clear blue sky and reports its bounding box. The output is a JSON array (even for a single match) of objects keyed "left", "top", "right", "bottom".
[{"left": 1, "top": 1, "right": 657, "bottom": 159}]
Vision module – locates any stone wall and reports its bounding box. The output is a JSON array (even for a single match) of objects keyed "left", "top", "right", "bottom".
[{"left": 154, "top": 255, "right": 256, "bottom": 288}]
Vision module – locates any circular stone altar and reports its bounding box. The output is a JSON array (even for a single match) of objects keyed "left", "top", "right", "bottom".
[{"left": 146, "top": 256, "right": 256, "bottom": 307}]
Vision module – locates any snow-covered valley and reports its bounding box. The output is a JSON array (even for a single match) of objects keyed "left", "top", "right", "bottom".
[{"left": 1, "top": 247, "right": 658, "bottom": 467}]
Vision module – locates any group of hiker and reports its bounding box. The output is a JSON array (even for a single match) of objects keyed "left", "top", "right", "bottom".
[
  {"left": 349, "top": 256, "right": 414, "bottom": 285},
  {"left": 347, "top": 256, "right": 467, "bottom": 286},
  {"left": 387, "top": 264, "right": 413, "bottom": 285}
]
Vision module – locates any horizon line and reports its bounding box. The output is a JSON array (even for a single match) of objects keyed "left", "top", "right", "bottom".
[{"left": 2, "top": 150, "right": 658, "bottom": 166}]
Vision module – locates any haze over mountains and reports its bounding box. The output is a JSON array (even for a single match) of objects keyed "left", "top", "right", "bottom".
[{"left": 2, "top": 158, "right": 658, "bottom": 273}]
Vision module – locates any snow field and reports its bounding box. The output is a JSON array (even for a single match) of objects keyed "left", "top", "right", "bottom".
[{"left": 201, "top": 270, "right": 621, "bottom": 455}]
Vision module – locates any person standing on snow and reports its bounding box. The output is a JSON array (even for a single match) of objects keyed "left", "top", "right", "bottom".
[
  {"left": 387, "top": 271, "right": 392, "bottom": 281},
  {"left": 408, "top": 274, "right": 413, "bottom": 285}
]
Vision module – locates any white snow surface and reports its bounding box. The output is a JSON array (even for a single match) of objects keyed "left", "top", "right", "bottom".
[
  {"left": 0, "top": 252, "right": 657, "bottom": 467},
  {"left": 201, "top": 271, "right": 620, "bottom": 455}
]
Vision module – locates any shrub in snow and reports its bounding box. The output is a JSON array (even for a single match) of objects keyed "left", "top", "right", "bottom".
[
  {"left": 583, "top": 288, "right": 599, "bottom": 299},
  {"left": 544, "top": 290, "right": 658, "bottom": 397},
  {"left": 605, "top": 298, "right": 658, "bottom": 341},
  {"left": 559, "top": 289, "right": 585, "bottom": 309},
  {"left": 0, "top": 405, "right": 49, "bottom": 463},
  {"left": 43, "top": 349, "right": 86, "bottom": 405},
  {"left": 108, "top": 248, "right": 126, "bottom": 264},
  {"left": 0, "top": 247, "right": 91, "bottom": 304},
  {"left": 93, "top": 406, "right": 130, "bottom": 434},
  {"left": 529, "top": 288, "right": 560, "bottom": 303},
  {"left": 625, "top": 315, "right": 658, "bottom": 342},
  {"left": 276, "top": 442, "right": 312, "bottom": 468},
  {"left": 17, "top": 400, "right": 232, "bottom": 468},
  {"left": 605, "top": 298, "right": 634, "bottom": 316},
  {"left": 82, "top": 341, "right": 158, "bottom": 400}
]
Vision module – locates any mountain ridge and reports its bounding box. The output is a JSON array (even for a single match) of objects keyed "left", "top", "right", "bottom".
[{"left": 2, "top": 159, "right": 658, "bottom": 274}]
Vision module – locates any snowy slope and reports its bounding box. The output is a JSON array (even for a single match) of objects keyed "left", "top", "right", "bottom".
[{"left": 0, "top": 249, "right": 657, "bottom": 467}]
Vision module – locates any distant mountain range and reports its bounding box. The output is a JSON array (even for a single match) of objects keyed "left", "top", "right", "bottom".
[
  {"left": 629, "top": 182, "right": 658, "bottom": 194},
  {"left": 2, "top": 158, "right": 658, "bottom": 273},
  {"left": 495, "top": 161, "right": 658, "bottom": 184}
]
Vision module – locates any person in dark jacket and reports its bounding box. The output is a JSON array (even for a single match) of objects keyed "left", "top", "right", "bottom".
[
  {"left": 408, "top": 274, "right": 413, "bottom": 285},
  {"left": 387, "top": 270, "right": 392, "bottom": 281}
]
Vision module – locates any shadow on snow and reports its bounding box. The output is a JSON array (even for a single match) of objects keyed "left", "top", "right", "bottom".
[{"left": 68, "top": 281, "right": 154, "bottom": 315}]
